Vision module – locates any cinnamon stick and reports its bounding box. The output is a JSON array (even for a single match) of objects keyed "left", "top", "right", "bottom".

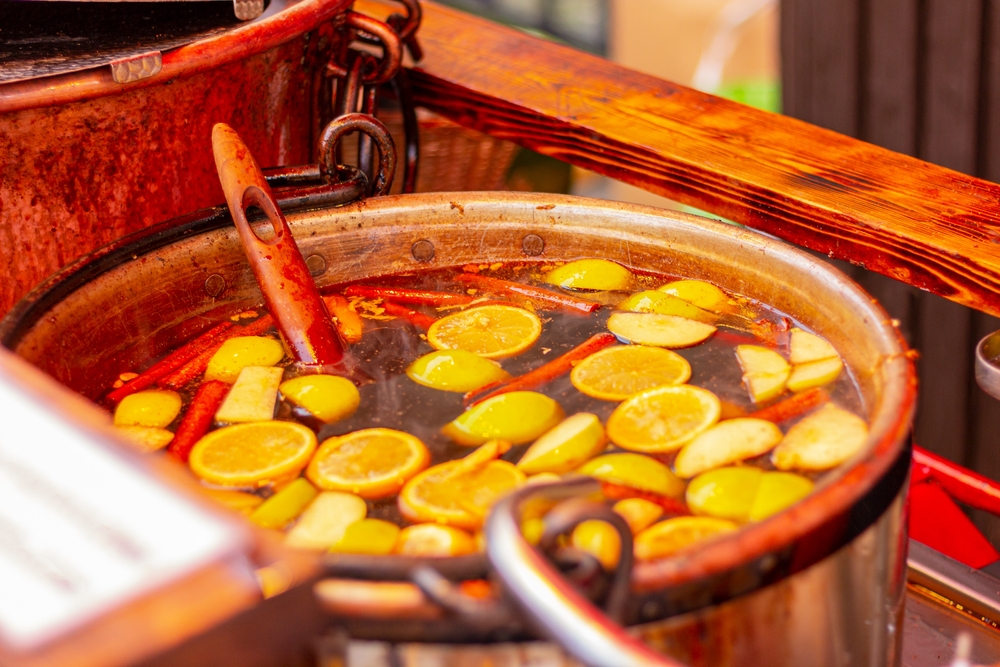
[
  {"left": 454, "top": 273, "right": 601, "bottom": 314},
  {"left": 600, "top": 482, "right": 690, "bottom": 516},
  {"left": 344, "top": 285, "right": 474, "bottom": 306},
  {"left": 746, "top": 387, "right": 829, "bottom": 423},
  {"left": 161, "top": 314, "right": 275, "bottom": 390},
  {"left": 167, "top": 380, "right": 231, "bottom": 462},
  {"left": 104, "top": 320, "right": 235, "bottom": 405},
  {"left": 382, "top": 300, "right": 437, "bottom": 330},
  {"left": 464, "top": 332, "right": 617, "bottom": 406}
]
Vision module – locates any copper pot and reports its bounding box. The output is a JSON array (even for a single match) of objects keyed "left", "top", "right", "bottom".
[
  {"left": 0, "top": 192, "right": 916, "bottom": 667},
  {"left": 0, "top": 0, "right": 351, "bottom": 317}
]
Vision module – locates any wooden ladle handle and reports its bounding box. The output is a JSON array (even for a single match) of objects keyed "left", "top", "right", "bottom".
[{"left": 212, "top": 123, "right": 346, "bottom": 366}]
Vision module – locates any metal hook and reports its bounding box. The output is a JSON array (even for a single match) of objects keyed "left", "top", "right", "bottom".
[{"left": 319, "top": 113, "right": 397, "bottom": 197}]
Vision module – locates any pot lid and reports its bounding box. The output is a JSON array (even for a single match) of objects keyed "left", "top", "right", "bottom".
[{"left": 0, "top": 0, "right": 270, "bottom": 85}]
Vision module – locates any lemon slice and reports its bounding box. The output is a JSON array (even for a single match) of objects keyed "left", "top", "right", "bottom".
[
  {"left": 571, "top": 520, "right": 621, "bottom": 570},
  {"left": 634, "top": 516, "right": 738, "bottom": 561},
  {"left": 570, "top": 345, "right": 691, "bottom": 401},
  {"left": 398, "top": 458, "right": 526, "bottom": 530},
  {"left": 543, "top": 259, "right": 633, "bottom": 291},
  {"left": 394, "top": 524, "right": 477, "bottom": 557},
  {"left": 279, "top": 375, "right": 360, "bottom": 423},
  {"left": 406, "top": 349, "right": 511, "bottom": 392},
  {"left": 577, "top": 452, "right": 685, "bottom": 498},
  {"left": 442, "top": 391, "right": 564, "bottom": 446},
  {"left": 606, "top": 385, "right": 721, "bottom": 453},
  {"left": 748, "top": 472, "right": 814, "bottom": 521},
  {"left": 618, "top": 291, "right": 715, "bottom": 323},
  {"left": 329, "top": 518, "right": 401, "bottom": 555},
  {"left": 189, "top": 421, "right": 317, "bottom": 487},
  {"left": 427, "top": 304, "right": 542, "bottom": 359},
  {"left": 656, "top": 280, "right": 732, "bottom": 313},
  {"left": 307, "top": 428, "right": 430, "bottom": 499},
  {"left": 686, "top": 466, "right": 763, "bottom": 522},
  {"left": 114, "top": 390, "right": 182, "bottom": 428}
]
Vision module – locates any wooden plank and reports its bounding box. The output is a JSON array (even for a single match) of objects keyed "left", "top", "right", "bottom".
[
  {"left": 780, "top": 0, "right": 861, "bottom": 136},
  {"left": 359, "top": 0, "right": 1000, "bottom": 318}
]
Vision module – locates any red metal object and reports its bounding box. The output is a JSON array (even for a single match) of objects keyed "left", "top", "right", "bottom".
[
  {"left": 909, "top": 445, "right": 1000, "bottom": 568},
  {"left": 0, "top": 0, "right": 353, "bottom": 317}
]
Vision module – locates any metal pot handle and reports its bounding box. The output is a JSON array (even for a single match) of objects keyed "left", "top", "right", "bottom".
[
  {"left": 485, "top": 477, "right": 687, "bottom": 667},
  {"left": 975, "top": 329, "right": 1000, "bottom": 401}
]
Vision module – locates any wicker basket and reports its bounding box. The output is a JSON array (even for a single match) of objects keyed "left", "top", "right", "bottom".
[{"left": 377, "top": 108, "right": 521, "bottom": 194}]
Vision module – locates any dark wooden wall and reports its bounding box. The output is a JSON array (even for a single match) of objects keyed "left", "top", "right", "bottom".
[{"left": 782, "top": 0, "right": 1000, "bottom": 540}]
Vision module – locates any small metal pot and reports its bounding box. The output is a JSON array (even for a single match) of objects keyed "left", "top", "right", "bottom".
[{"left": 0, "top": 191, "right": 916, "bottom": 667}]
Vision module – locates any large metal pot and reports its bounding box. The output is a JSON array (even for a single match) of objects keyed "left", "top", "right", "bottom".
[
  {"left": 0, "top": 191, "right": 916, "bottom": 667},
  {"left": 0, "top": 0, "right": 352, "bottom": 316}
]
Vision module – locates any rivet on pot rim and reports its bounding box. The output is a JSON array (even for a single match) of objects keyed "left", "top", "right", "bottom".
[
  {"left": 412, "top": 239, "right": 435, "bottom": 263},
  {"left": 522, "top": 234, "right": 545, "bottom": 256},
  {"left": 204, "top": 274, "right": 226, "bottom": 298},
  {"left": 306, "top": 254, "right": 328, "bottom": 276},
  {"left": 640, "top": 600, "right": 662, "bottom": 620}
]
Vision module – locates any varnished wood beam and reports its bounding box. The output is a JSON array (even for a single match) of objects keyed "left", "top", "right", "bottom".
[{"left": 357, "top": 0, "right": 1000, "bottom": 318}]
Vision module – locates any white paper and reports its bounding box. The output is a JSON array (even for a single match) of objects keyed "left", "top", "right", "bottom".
[{"left": 0, "top": 375, "right": 246, "bottom": 650}]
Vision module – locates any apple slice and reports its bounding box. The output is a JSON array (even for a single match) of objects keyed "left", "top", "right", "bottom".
[
  {"left": 285, "top": 491, "right": 367, "bottom": 550},
  {"left": 786, "top": 356, "right": 843, "bottom": 392},
  {"left": 674, "top": 418, "right": 783, "bottom": 478},
  {"left": 736, "top": 345, "right": 791, "bottom": 403},
  {"left": 771, "top": 404, "right": 869, "bottom": 471},
  {"left": 517, "top": 412, "right": 607, "bottom": 475},
  {"left": 789, "top": 328, "right": 839, "bottom": 364},
  {"left": 215, "top": 366, "right": 284, "bottom": 423},
  {"left": 607, "top": 311, "right": 716, "bottom": 348}
]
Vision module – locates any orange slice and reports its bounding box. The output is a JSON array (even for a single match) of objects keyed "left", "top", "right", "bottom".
[
  {"left": 634, "top": 516, "right": 738, "bottom": 561},
  {"left": 606, "top": 385, "right": 720, "bottom": 453},
  {"left": 570, "top": 345, "right": 691, "bottom": 401},
  {"left": 189, "top": 421, "right": 317, "bottom": 487},
  {"left": 398, "top": 454, "right": 526, "bottom": 530},
  {"left": 306, "top": 428, "right": 430, "bottom": 499},
  {"left": 427, "top": 304, "right": 542, "bottom": 359}
]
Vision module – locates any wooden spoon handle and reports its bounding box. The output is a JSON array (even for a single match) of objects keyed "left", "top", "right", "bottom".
[{"left": 212, "top": 123, "right": 346, "bottom": 366}]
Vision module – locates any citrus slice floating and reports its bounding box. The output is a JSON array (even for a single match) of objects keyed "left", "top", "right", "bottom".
[
  {"left": 543, "top": 259, "right": 634, "bottom": 291},
  {"left": 398, "top": 456, "right": 526, "bottom": 530},
  {"left": 427, "top": 304, "right": 542, "bottom": 359},
  {"left": 656, "top": 280, "right": 733, "bottom": 313},
  {"left": 686, "top": 466, "right": 762, "bottom": 522},
  {"left": 748, "top": 472, "right": 814, "bottom": 521},
  {"left": 205, "top": 335, "right": 284, "bottom": 384},
  {"left": 577, "top": 452, "right": 686, "bottom": 498},
  {"left": 189, "top": 421, "right": 317, "bottom": 487},
  {"left": 114, "top": 390, "right": 182, "bottom": 428},
  {"left": 394, "top": 524, "right": 477, "bottom": 557},
  {"left": 329, "top": 518, "right": 400, "bottom": 555},
  {"left": 406, "top": 349, "right": 511, "bottom": 393},
  {"left": 634, "top": 516, "right": 738, "bottom": 561},
  {"left": 570, "top": 345, "right": 692, "bottom": 401},
  {"left": 307, "top": 428, "right": 430, "bottom": 499},
  {"left": 279, "top": 375, "right": 360, "bottom": 423},
  {"left": 442, "top": 391, "right": 565, "bottom": 446},
  {"left": 618, "top": 291, "right": 715, "bottom": 323},
  {"left": 571, "top": 520, "right": 621, "bottom": 570},
  {"left": 606, "top": 385, "right": 721, "bottom": 453},
  {"left": 613, "top": 498, "right": 663, "bottom": 534}
]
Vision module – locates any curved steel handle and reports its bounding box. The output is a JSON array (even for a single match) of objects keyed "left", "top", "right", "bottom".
[
  {"left": 975, "top": 330, "right": 1000, "bottom": 401},
  {"left": 485, "top": 477, "right": 687, "bottom": 667},
  {"left": 212, "top": 123, "right": 346, "bottom": 366}
]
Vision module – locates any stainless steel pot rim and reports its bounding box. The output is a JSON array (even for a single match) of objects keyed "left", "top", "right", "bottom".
[{"left": 0, "top": 191, "right": 917, "bottom": 624}]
